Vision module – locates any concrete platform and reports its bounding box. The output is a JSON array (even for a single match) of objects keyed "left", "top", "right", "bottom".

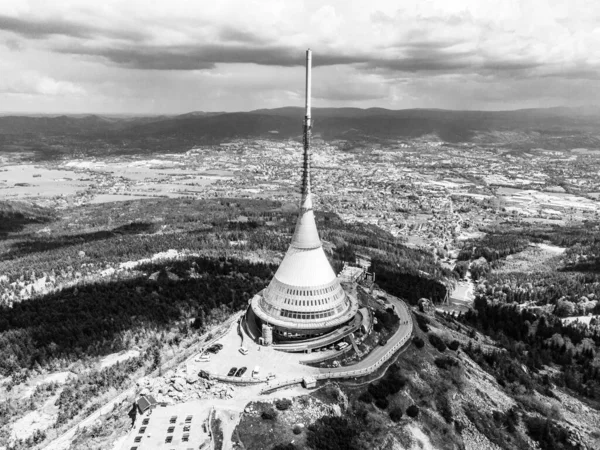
[{"left": 185, "top": 320, "right": 319, "bottom": 383}]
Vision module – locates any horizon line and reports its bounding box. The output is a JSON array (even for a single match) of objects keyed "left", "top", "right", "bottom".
[{"left": 0, "top": 104, "right": 595, "bottom": 117}]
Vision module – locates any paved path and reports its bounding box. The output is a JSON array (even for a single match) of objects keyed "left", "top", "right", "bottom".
[{"left": 317, "top": 295, "right": 412, "bottom": 375}]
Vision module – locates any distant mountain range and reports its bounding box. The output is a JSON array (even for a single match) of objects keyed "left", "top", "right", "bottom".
[{"left": 1, "top": 106, "right": 599, "bottom": 147}]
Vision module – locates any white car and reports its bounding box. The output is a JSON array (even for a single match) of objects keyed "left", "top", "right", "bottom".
[{"left": 239, "top": 347, "right": 249, "bottom": 355}]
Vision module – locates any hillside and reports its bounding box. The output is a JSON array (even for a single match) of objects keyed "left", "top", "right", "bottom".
[
  {"left": 0, "top": 200, "right": 54, "bottom": 238},
  {"left": 232, "top": 308, "right": 599, "bottom": 450},
  {"left": 2, "top": 107, "right": 600, "bottom": 154}
]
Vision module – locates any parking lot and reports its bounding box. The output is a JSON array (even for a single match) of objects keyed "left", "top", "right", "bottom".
[{"left": 185, "top": 321, "right": 320, "bottom": 382}]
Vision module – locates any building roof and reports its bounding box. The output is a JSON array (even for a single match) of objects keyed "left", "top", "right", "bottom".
[{"left": 137, "top": 396, "right": 151, "bottom": 413}]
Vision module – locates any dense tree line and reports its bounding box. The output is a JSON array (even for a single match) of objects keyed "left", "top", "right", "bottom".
[
  {"left": 460, "top": 300, "right": 600, "bottom": 400},
  {"left": 458, "top": 235, "right": 530, "bottom": 262},
  {"left": 0, "top": 256, "right": 274, "bottom": 375},
  {"left": 373, "top": 258, "right": 449, "bottom": 304}
]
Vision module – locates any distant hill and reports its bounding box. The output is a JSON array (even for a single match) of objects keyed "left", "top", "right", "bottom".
[
  {"left": 1, "top": 106, "right": 599, "bottom": 148},
  {"left": 0, "top": 200, "right": 54, "bottom": 236}
]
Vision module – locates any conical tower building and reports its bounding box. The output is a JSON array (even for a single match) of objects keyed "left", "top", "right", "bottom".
[{"left": 250, "top": 49, "right": 358, "bottom": 342}]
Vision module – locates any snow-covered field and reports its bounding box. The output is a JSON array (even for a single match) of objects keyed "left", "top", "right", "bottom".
[{"left": 561, "top": 315, "right": 599, "bottom": 326}]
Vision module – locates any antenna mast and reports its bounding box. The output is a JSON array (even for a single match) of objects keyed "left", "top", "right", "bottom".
[{"left": 301, "top": 49, "right": 312, "bottom": 208}]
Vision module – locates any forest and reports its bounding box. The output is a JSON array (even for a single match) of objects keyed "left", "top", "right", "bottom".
[
  {"left": 455, "top": 220, "right": 600, "bottom": 404},
  {"left": 0, "top": 256, "right": 274, "bottom": 376},
  {"left": 460, "top": 300, "right": 600, "bottom": 401}
]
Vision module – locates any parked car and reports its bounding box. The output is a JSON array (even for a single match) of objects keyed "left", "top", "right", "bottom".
[
  {"left": 252, "top": 366, "right": 260, "bottom": 377},
  {"left": 239, "top": 347, "right": 249, "bottom": 355},
  {"left": 227, "top": 367, "right": 238, "bottom": 377},
  {"left": 335, "top": 342, "right": 349, "bottom": 351},
  {"left": 206, "top": 343, "right": 223, "bottom": 354},
  {"left": 235, "top": 367, "right": 247, "bottom": 377}
]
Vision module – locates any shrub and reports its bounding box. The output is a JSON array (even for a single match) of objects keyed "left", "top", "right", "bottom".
[
  {"left": 292, "top": 425, "right": 304, "bottom": 435},
  {"left": 415, "top": 314, "right": 430, "bottom": 332},
  {"left": 389, "top": 363, "right": 401, "bottom": 373},
  {"left": 436, "top": 394, "right": 453, "bottom": 423},
  {"left": 374, "top": 397, "right": 389, "bottom": 409},
  {"left": 448, "top": 340, "right": 460, "bottom": 351},
  {"left": 406, "top": 405, "right": 420, "bottom": 418},
  {"left": 525, "top": 416, "right": 571, "bottom": 449},
  {"left": 368, "top": 381, "right": 387, "bottom": 400},
  {"left": 272, "top": 444, "right": 297, "bottom": 450},
  {"left": 262, "top": 407, "right": 278, "bottom": 420},
  {"left": 413, "top": 336, "right": 425, "bottom": 349},
  {"left": 307, "top": 416, "right": 358, "bottom": 450},
  {"left": 275, "top": 398, "right": 292, "bottom": 411},
  {"left": 429, "top": 334, "right": 447, "bottom": 352},
  {"left": 386, "top": 371, "right": 407, "bottom": 394},
  {"left": 389, "top": 407, "right": 403, "bottom": 422},
  {"left": 434, "top": 356, "right": 460, "bottom": 370},
  {"left": 358, "top": 391, "right": 373, "bottom": 403},
  {"left": 374, "top": 309, "right": 399, "bottom": 331}
]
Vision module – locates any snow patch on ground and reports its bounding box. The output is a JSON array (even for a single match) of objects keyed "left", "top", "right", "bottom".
[
  {"left": 562, "top": 315, "right": 599, "bottom": 326},
  {"left": 119, "top": 249, "right": 195, "bottom": 270},
  {"left": 11, "top": 410, "right": 46, "bottom": 441},
  {"left": 535, "top": 243, "right": 566, "bottom": 254},
  {"left": 19, "top": 371, "right": 74, "bottom": 399},
  {"left": 10, "top": 394, "right": 59, "bottom": 442},
  {"left": 41, "top": 371, "right": 73, "bottom": 385}
]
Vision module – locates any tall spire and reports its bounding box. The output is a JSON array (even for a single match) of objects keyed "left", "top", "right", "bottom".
[
  {"left": 249, "top": 48, "right": 359, "bottom": 343},
  {"left": 301, "top": 48, "right": 312, "bottom": 211},
  {"left": 291, "top": 48, "right": 320, "bottom": 250}
]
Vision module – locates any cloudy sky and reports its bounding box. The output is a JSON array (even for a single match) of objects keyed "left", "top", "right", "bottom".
[{"left": 0, "top": 0, "right": 598, "bottom": 114}]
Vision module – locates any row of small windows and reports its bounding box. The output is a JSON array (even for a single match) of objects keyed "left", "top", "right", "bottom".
[
  {"left": 285, "top": 286, "right": 335, "bottom": 296},
  {"left": 280, "top": 308, "right": 335, "bottom": 320},
  {"left": 281, "top": 291, "right": 343, "bottom": 307}
]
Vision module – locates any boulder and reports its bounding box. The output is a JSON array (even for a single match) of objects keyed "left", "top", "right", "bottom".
[
  {"left": 186, "top": 373, "right": 197, "bottom": 384},
  {"left": 172, "top": 378, "right": 185, "bottom": 392}
]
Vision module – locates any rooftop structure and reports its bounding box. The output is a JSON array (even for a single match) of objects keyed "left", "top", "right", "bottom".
[{"left": 249, "top": 50, "right": 359, "bottom": 342}]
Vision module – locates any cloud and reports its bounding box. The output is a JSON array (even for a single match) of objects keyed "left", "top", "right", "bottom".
[
  {"left": 57, "top": 43, "right": 366, "bottom": 70},
  {"left": 0, "top": 14, "right": 92, "bottom": 39},
  {"left": 218, "top": 27, "right": 268, "bottom": 44},
  {"left": 0, "top": 13, "right": 146, "bottom": 41},
  {"left": 1, "top": 0, "right": 600, "bottom": 113},
  {"left": 0, "top": 72, "right": 85, "bottom": 96}
]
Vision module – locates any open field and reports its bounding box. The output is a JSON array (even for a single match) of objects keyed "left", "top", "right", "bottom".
[{"left": 0, "top": 156, "right": 235, "bottom": 208}]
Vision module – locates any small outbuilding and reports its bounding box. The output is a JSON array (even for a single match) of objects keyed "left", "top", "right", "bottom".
[{"left": 136, "top": 395, "right": 158, "bottom": 414}]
